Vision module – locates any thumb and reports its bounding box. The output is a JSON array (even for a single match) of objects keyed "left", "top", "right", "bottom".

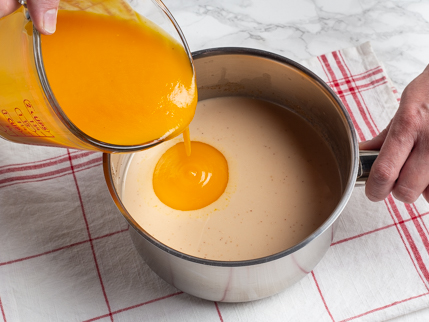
[
  {"left": 26, "top": 0, "right": 60, "bottom": 35},
  {"left": 0, "top": 0, "right": 21, "bottom": 19},
  {"left": 359, "top": 121, "right": 391, "bottom": 150}
]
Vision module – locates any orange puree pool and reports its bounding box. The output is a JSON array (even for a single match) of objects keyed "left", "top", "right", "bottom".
[
  {"left": 41, "top": 10, "right": 197, "bottom": 146},
  {"left": 153, "top": 140, "right": 229, "bottom": 211}
]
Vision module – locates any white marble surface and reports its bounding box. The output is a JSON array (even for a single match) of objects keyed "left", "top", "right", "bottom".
[
  {"left": 161, "top": 1, "right": 429, "bottom": 321},
  {"left": 163, "top": 0, "right": 429, "bottom": 96}
]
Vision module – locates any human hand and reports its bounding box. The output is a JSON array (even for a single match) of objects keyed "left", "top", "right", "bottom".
[
  {"left": 360, "top": 65, "right": 429, "bottom": 204},
  {"left": 0, "top": 0, "right": 59, "bottom": 34}
]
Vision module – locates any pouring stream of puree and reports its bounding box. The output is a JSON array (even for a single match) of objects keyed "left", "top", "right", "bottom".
[{"left": 42, "top": 9, "right": 229, "bottom": 210}]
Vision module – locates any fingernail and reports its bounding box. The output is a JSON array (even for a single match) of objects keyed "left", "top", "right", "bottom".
[{"left": 43, "top": 9, "right": 57, "bottom": 34}]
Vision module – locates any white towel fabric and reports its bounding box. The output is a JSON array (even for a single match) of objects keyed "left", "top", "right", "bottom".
[{"left": 1, "top": 42, "right": 428, "bottom": 322}]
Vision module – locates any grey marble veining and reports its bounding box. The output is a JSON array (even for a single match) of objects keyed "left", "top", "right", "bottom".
[{"left": 163, "top": 0, "right": 429, "bottom": 94}]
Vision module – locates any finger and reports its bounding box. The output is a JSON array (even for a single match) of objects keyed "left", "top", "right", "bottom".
[
  {"left": 0, "top": 0, "right": 21, "bottom": 18},
  {"left": 423, "top": 186, "right": 429, "bottom": 203},
  {"left": 359, "top": 121, "right": 391, "bottom": 150},
  {"left": 392, "top": 138, "right": 429, "bottom": 203},
  {"left": 26, "top": 0, "right": 59, "bottom": 35},
  {"left": 365, "top": 118, "right": 415, "bottom": 202}
]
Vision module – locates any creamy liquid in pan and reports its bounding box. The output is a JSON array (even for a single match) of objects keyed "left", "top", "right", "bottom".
[{"left": 122, "top": 97, "right": 342, "bottom": 261}]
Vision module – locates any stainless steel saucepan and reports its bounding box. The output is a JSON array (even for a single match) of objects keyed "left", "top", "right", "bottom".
[{"left": 103, "top": 48, "right": 378, "bottom": 302}]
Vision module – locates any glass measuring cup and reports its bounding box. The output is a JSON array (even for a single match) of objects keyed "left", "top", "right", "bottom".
[{"left": 0, "top": 0, "right": 196, "bottom": 152}]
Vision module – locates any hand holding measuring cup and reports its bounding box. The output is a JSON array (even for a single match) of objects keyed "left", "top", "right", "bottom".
[{"left": 0, "top": 0, "right": 59, "bottom": 34}]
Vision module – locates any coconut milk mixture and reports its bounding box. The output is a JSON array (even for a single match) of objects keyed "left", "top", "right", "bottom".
[{"left": 122, "top": 97, "right": 341, "bottom": 261}]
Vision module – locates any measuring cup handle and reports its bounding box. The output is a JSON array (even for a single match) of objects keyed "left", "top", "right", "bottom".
[
  {"left": 356, "top": 150, "right": 379, "bottom": 186},
  {"left": 17, "top": 0, "right": 31, "bottom": 20}
]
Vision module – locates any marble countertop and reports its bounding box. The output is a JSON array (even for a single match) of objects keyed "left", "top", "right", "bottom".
[
  {"left": 163, "top": 0, "right": 429, "bottom": 96},
  {"left": 162, "top": 0, "right": 429, "bottom": 320}
]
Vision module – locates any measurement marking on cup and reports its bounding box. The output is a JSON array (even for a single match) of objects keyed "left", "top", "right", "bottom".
[
  {"left": 24, "top": 99, "right": 53, "bottom": 137},
  {"left": 15, "top": 108, "right": 40, "bottom": 136},
  {"left": 1, "top": 109, "right": 27, "bottom": 137},
  {"left": 24, "top": 99, "right": 54, "bottom": 137},
  {"left": 0, "top": 100, "right": 54, "bottom": 138}
]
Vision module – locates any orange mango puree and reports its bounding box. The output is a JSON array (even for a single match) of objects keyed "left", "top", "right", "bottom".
[
  {"left": 41, "top": 9, "right": 228, "bottom": 211},
  {"left": 153, "top": 141, "right": 229, "bottom": 211},
  {"left": 41, "top": 10, "right": 197, "bottom": 146}
]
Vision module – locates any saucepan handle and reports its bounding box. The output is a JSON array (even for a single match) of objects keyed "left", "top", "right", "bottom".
[{"left": 356, "top": 150, "right": 379, "bottom": 186}]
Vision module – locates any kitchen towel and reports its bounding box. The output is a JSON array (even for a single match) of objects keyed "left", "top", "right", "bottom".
[{"left": 1, "top": 41, "right": 428, "bottom": 322}]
